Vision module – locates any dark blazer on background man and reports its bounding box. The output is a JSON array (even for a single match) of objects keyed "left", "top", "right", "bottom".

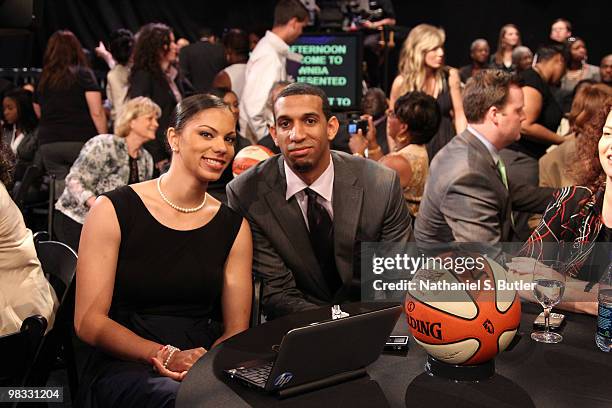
[
  {"left": 227, "top": 151, "right": 412, "bottom": 319},
  {"left": 179, "top": 40, "right": 226, "bottom": 93},
  {"left": 415, "top": 129, "right": 554, "bottom": 245}
]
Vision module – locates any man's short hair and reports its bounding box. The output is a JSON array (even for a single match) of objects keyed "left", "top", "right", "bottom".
[
  {"left": 274, "top": 0, "right": 309, "bottom": 27},
  {"left": 463, "top": 70, "right": 521, "bottom": 123},
  {"left": 470, "top": 38, "right": 488, "bottom": 52},
  {"left": 197, "top": 27, "right": 215, "bottom": 39},
  {"left": 536, "top": 42, "right": 568, "bottom": 63},
  {"left": 552, "top": 18, "right": 572, "bottom": 32},
  {"left": 512, "top": 46, "right": 533, "bottom": 64},
  {"left": 362, "top": 87, "right": 387, "bottom": 119},
  {"left": 273, "top": 82, "right": 332, "bottom": 120},
  {"left": 394, "top": 91, "right": 441, "bottom": 144}
]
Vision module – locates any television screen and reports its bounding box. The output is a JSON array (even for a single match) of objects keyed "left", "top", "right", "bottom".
[{"left": 290, "top": 33, "right": 362, "bottom": 111}]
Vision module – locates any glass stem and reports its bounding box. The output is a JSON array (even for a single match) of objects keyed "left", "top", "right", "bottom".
[{"left": 544, "top": 307, "right": 551, "bottom": 333}]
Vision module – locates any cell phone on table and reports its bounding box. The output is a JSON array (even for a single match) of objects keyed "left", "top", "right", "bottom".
[{"left": 533, "top": 312, "right": 565, "bottom": 330}]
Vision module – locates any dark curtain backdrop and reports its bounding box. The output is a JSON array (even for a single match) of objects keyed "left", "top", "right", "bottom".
[{"left": 1, "top": 0, "right": 610, "bottom": 76}]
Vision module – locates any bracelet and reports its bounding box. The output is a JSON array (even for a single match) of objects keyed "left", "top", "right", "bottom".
[
  {"left": 352, "top": 152, "right": 364, "bottom": 157},
  {"left": 163, "top": 345, "right": 180, "bottom": 369}
]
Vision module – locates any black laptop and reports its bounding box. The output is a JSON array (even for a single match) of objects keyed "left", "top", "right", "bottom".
[{"left": 224, "top": 305, "right": 402, "bottom": 397}]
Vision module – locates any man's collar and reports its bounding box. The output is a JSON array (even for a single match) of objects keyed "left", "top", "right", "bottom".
[
  {"left": 264, "top": 30, "right": 289, "bottom": 55},
  {"left": 284, "top": 155, "right": 334, "bottom": 201},
  {"left": 468, "top": 125, "right": 500, "bottom": 164}
]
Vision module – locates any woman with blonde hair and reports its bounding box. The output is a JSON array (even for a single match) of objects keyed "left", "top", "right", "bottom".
[
  {"left": 390, "top": 24, "right": 466, "bottom": 160},
  {"left": 491, "top": 24, "right": 522, "bottom": 71},
  {"left": 54, "top": 96, "right": 160, "bottom": 250}
]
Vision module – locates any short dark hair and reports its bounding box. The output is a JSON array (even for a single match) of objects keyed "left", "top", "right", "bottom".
[
  {"left": 197, "top": 27, "right": 215, "bottom": 39},
  {"left": 274, "top": 0, "right": 309, "bottom": 27},
  {"left": 273, "top": 82, "right": 332, "bottom": 120},
  {"left": 208, "top": 87, "right": 233, "bottom": 100},
  {"left": 463, "top": 70, "right": 521, "bottom": 123},
  {"left": 536, "top": 42, "right": 568, "bottom": 63},
  {"left": 109, "top": 28, "right": 134, "bottom": 66},
  {"left": 362, "top": 87, "right": 388, "bottom": 119},
  {"left": 170, "top": 93, "right": 230, "bottom": 134},
  {"left": 222, "top": 28, "right": 249, "bottom": 58},
  {"left": 553, "top": 18, "right": 572, "bottom": 32},
  {"left": 394, "top": 92, "right": 441, "bottom": 145}
]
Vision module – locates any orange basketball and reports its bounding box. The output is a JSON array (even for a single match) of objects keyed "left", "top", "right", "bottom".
[
  {"left": 404, "top": 254, "right": 521, "bottom": 365},
  {"left": 232, "top": 145, "right": 274, "bottom": 177}
]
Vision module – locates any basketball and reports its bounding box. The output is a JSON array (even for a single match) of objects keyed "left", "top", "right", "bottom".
[
  {"left": 404, "top": 253, "right": 521, "bottom": 365},
  {"left": 232, "top": 145, "right": 274, "bottom": 177}
]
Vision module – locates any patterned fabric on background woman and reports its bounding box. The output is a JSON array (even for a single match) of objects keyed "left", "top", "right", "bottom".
[
  {"left": 54, "top": 97, "right": 158, "bottom": 251},
  {"left": 517, "top": 108, "right": 612, "bottom": 316}
]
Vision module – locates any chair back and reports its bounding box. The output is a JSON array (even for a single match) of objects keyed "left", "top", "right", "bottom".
[
  {"left": 0, "top": 315, "right": 47, "bottom": 387},
  {"left": 28, "top": 240, "right": 79, "bottom": 393},
  {"left": 11, "top": 165, "right": 43, "bottom": 210},
  {"left": 35, "top": 240, "right": 77, "bottom": 304}
]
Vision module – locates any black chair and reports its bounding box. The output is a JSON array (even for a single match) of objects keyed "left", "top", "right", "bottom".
[
  {"left": 11, "top": 165, "right": 45, "bottom": 211},
  {"left": 0, "top": 315, "right": 47, "bottom": 388},
  {"left": 32, "top": 240, "right": 78, "bottom": 400}
]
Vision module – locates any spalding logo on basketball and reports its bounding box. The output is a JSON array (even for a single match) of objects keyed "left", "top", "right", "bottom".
[
  {"left": 405, "top": 254, "right": 521, "bottom": 365},
  {"left": 232, "top": 145, "right": 274, "bottom": 177}
]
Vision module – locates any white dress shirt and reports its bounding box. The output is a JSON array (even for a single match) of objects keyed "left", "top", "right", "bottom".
[
  {"left": 239, "top": 30, "right": 289, "bottom": 142},
  {"left": 468, "top": 125, "right": 501, "bottom": 165},
  {"left": 284, "top": 156, "right": 334, "bottom": 230}
]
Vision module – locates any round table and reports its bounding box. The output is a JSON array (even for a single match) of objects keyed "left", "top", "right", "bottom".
[{"left": 177, "top": 302, "right": 611, "bottom": 408}]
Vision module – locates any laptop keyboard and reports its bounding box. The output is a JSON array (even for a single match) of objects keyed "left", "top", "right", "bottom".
[{"left": 232, "top": 361, "right": 273, "bottom": 387}]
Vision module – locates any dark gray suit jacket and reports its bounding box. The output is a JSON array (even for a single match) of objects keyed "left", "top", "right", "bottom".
[
  {"left": 415, "top": 130, "right": 554, "bottom": 244},
  {"left": 227, "top": 151, "right": 411, "bottom": 319}
]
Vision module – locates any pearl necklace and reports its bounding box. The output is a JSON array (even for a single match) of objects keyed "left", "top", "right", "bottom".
[{"left": 156, "top": 174, "right": 207, "bottom": 213}]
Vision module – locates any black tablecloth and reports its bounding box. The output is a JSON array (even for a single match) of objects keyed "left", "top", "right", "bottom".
[{"left": 176, "top": 302, "right": 611, "bottom": 408}]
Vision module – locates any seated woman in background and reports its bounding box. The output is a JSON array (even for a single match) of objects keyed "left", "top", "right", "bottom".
[
  {"left": 0, "top": 141, "right": 58, "bottom": 336},
  {"left": 515, "top": 105, "right": 612, "bottom": 316},
  {"left": 539, "top": 83, "right": 612, "bottom": 189},
  {"left": 74, "top": 94, "right": 252, "bottom": 407},
  {"left": 349, "top": 91, "right": 441, "bottom": 219},
  {"left": 54, "top": 96, "right": 160, "bottom": 251},
  {"left": 2, "top": 88, "right": 40, "bottom": 182}
]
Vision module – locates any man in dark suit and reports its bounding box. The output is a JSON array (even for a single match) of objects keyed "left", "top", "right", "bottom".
[
  {"left": 179, "top": 28, "right": 226, "bottom": 93},
  {"left": 227, "top": 83, "right": 411, "bottom": 319},
  {"left": 415, "top": 70, "right": 553, "bottom": 245}
]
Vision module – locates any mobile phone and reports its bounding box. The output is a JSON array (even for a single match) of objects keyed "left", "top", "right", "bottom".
[
  {"left": 384, "top": 335, "right": 409, "bottom": 351},
  {"left": 533, "top": 312, "right": 565, "bottom": 330},
  {"left": 347, "top": 119, "right": 368, "bottom": 135}
]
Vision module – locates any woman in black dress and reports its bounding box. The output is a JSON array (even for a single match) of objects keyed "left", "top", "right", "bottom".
[
  {"left": 390, "top": 24, "right": 466, "bottom": 160},
  {"left": 74, "top": 94, "right": 252, "bottom": 407},
  {"left": 33, "top": 30, "right": 107, "bottom": 197}
]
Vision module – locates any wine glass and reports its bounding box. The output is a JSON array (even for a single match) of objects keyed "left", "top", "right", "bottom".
[{"left": 531, "top": 260, "right": 566, "bottom": 343}]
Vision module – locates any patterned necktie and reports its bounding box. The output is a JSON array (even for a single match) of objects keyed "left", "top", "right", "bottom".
[{"left": 305, "top": 188, "right": 341, "bottom": 294}]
